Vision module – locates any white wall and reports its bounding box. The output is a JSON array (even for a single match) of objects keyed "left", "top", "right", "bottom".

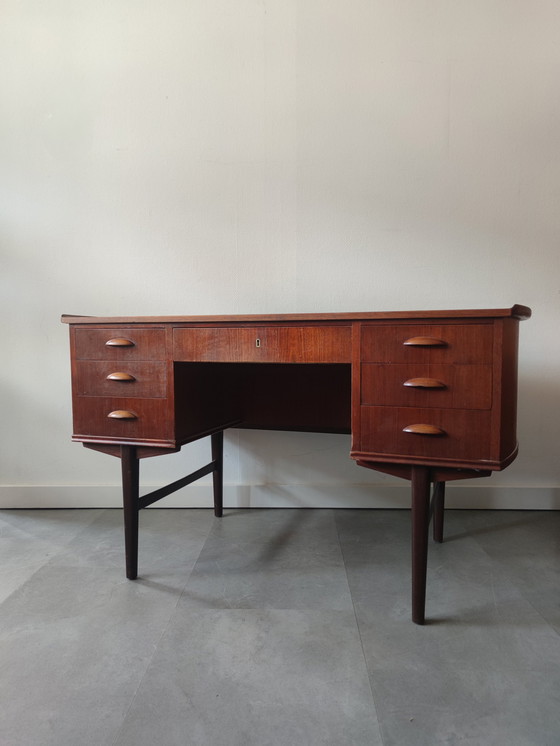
[{"left": 1, "top": 1, "right": 559, "bottom": 509}]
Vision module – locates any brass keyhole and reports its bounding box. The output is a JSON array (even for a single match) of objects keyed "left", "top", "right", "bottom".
[{"left": 255, "top": 338, "right": 261, "bottom": 348}]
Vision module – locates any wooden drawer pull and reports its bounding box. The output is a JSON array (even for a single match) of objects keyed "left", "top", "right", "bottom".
[
  {"left": 403, "top": 424, "right": 446, "bottom": 436},
  {"left": 105, "top": 338, "right": 135, "bottom": 347},
  {"left": 403, "top": 337, "right": 446, "bottom": 347},
  {"left": 403, "top": 377, "right": 446, "bottom": 389},
  {"left": 107, "top": 410, "right": 138, "bottom": 420},
  {"left": 106, "top": 372, "right": 136, "bottom": 382}
]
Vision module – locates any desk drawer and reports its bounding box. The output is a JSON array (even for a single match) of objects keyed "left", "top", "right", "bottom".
[
  {"left": 361, "top": 363, "right": 492, "bottom": 410},
  {"left": 74, "top": 328, "right": 166, "bottom": 361},
  {"left": 72, "top": 397, "right": 172, "bottom": 440},
  {"left": 173, "top": 326, "right": 351, "bottom": 363},
  {"left": 74, "top": 361, "right": 167, "bottom": 398},
  {"left": 360, "top": 406, "right": 491, "bottom": 462},
  {"left": 361, "top": 324, "right": 493, "bottom": 364}
]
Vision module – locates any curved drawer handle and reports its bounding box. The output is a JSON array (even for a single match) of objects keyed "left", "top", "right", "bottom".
[
  {"left": 107, "top": 410, "right": 138, "bottom": 420},
  {"left": 403, "top": 377, "right": 446, "bottom": 389},
  {"left": 403, "top": 424, "right": 446, "bottom": 436},
  {"left": 105, "top": 338, "right": 135, "bottom": 347},
  {"left": 106, "top": 372, "right": 136, "bottom": 382},
  {"left": 403, "top": 337, "right": 446, "bottom": 347}
]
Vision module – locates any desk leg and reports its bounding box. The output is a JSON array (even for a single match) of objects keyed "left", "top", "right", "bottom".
[
  {"left": 432, "top": 481, "right": 445, "bottom": 543},
  {"left": 121, "top": 445, "right": 139, "bottom": 580},
  {"left": 211, "top": 431, "right": 224, "bottom": 518},
  {"left": 411, "top": 466, "right": 431, "bottom": 625}
]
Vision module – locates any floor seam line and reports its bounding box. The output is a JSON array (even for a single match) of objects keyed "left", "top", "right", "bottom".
[
  {"left": 335, "top": 514, "right": 387, "bottom": 746},
  {"left": 110, "top": 513, "right": 213, "bottom": 746}
]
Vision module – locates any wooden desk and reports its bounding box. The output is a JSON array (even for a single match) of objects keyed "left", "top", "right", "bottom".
[{"left": 62, "top": 306, "right": 531, "bottom": 623}]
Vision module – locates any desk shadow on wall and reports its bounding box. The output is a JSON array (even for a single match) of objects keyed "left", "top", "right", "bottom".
[{"left": 514, "top": 372, "right": 560, "bottom": 485}]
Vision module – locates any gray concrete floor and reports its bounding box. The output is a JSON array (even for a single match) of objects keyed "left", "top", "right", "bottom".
[{"left": 1, "top": 508, "right": 560, "bottom": 746}]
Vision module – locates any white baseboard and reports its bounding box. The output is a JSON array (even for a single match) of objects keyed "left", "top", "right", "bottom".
[{"left": 1, "top": 484, "right": 559, "bottom": 510}]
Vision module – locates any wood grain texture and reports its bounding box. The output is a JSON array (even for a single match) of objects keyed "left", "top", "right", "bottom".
[
  {"left": 361, "top": 323, "right": 494, "bottom": 364},
  {"left": 361, "top": 363, "right": 492, "bottom": 409},
  {"left": 173, "top": 326, "right": 351, "bottom": 363},
  {"left": 72, "top": 397, "right": 173, "bottom": 441},
  {"left": 74, "top": 328, "right": 166, "bottom": 360},
  {"left": 75, "top": 361, "right": 166, "bottom": 398},
  {"left": 359, "top": 406, "right": 492, "bottom": 463}
]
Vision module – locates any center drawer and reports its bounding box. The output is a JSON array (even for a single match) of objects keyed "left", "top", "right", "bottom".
[{"left": 173, "top": 326, "right": 351, "bottom": 363}]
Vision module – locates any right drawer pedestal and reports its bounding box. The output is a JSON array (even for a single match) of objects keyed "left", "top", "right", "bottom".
[{"left": 354, "top": 321, "right": 514, "bottom": 469}]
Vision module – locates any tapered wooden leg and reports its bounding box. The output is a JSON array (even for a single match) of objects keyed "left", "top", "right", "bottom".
[
  {"left": 121, "top": 445, "right": 139, "bottom": 579},
  {"left": 432, "top": 481, "right": 446, "bottom": 543},
  {"left": 411, "top": 466, "right": 431, "bottom": 624},
  {"left": 211, "top": 431, "right": 224, "bottom": 517}
]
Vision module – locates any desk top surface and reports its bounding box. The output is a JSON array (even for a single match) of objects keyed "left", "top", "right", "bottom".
[{"left": 62, "top": 305, "right": 531, "bottom": 325}]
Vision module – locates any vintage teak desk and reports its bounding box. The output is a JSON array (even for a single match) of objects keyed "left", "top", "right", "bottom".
[{"left": 62, "top": 306, "right": 531, "bottom": 623}]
